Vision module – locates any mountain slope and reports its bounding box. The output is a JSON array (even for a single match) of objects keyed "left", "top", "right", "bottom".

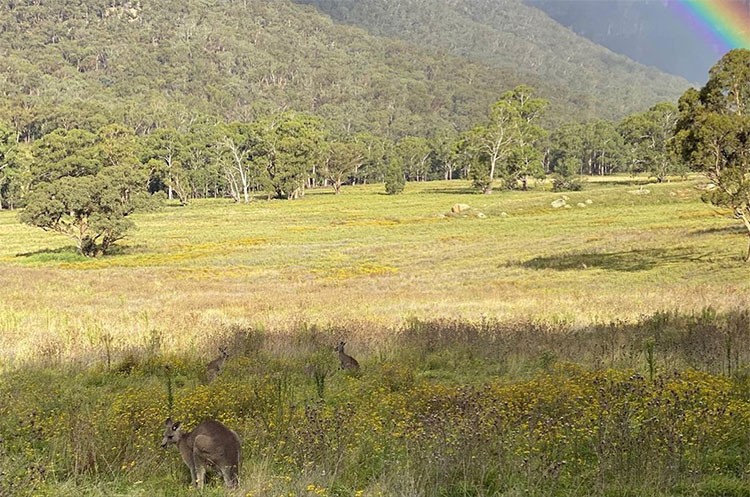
[
  {"left": 0, "top": 0, "right": 511, "bottom": 138},
  {"left": 0, "top": 0, "right": 687, "bottom": 142},
  {"left": 292, "top": 0, "right": 690, "bottom": 117}
]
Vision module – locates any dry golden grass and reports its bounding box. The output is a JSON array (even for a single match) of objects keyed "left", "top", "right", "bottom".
[{"left": 1, "top": 177, "right": 748, "bottom": 364}]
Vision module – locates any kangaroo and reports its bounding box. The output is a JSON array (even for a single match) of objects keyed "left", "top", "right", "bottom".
[
  {"left": 304, "top": 363, "right": 317, "bottom": 377},
  {"left": 161, "top": 418, "right": 241, "bottom": 488},
  {"left": 334, "top": 341, "right": 360, "bottom": 371},
  {"left": 205, "top": 347, "right": 229, "bottom": 383}
]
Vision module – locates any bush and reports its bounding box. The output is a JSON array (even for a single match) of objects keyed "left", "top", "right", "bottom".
[
  {"left": 384, "top": 161, "right": 405, "bottom": 195},
  {"left": 551, "top": 174, "right": 583, "bottom": 191}
]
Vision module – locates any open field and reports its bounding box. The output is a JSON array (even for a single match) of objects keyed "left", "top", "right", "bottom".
[
  {"left": 6, "top": 314, "right": 750, "bottom": 497},
  {"left": 0, "top": 177, "right": 748, "bottom": 364},
  {"left": 5, "top": 177, "right": 750, "bottom": 497}
]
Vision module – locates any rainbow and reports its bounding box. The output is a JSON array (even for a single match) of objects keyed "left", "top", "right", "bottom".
[{"left": 667, "top": 0, "right": 750, "bottom": 53}]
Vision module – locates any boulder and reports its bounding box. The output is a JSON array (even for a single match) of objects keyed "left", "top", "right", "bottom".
[
  {"left": 551, "top": 198, "right": 567, "bottom": 208},
  {"left": 477, "top": 212, "right": 487, "bottom": 219},
  {"left": 500, "top": 212, "right": 509, "bottom": 217},
  {"left": 451, "top": 203, "right": 471, "bottom": 214},
  {"left": 585, "top": 199, "right": 593, "bottom": 205},
  {"left": 696, "top": 183, "right": 717, "bottom": 191},
  {"left": 628, "top": 187, "right": 650, "bottom": 195},
  {"left": 577, "top": 203, "right": 587, "bottom": 208}
]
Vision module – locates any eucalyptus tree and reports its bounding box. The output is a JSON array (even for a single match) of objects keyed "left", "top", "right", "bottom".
[
  {"left": 144, "top": 127, "right": 191, "bottom": 204},
  {"left": 464, "top": 86, "right": 547, "bottom": 194},
  {"left": 619, "top": 102, "right": 679, "bottom": 182},
  {"left": 430, "top": 131, "right": 461, "bottom": 180},
  {"left": 253, "top": 112, "right": 326, "bottom": 199},
  {"left": 355, "top": 132, "right": 391, "bottom": 184},
  {"left": 674, "top": 49, "right": 750, "bottom": 261},
  {"left": 322, "top": 140, "right": 366, "bottom": 194},
  {"left": 20, "top": 124, "right": 162, "bottom": 256},
  {"left": 397, "top": 136, "right": 431, "bottom": 182},
  {"left": 0, "top": 122, "right": 18, "bottom": 209},
  {"left": 215, "top": 122, "right": 261, "bottom": 203}
]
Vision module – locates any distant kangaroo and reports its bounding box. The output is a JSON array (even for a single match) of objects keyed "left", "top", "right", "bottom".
[
  {"left": 335, "top": 341, "right": 360, "bottom": 371},
  {"left": 161, "top": 418, "right": 241, "bottom": 488},
  {"left": 205, "top": 347, "right": 229, "bottom": 383}
]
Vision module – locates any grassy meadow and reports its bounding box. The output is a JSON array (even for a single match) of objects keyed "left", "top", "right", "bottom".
[
  {"left": 4, "top": 177, "right": 750, "bottom": 497},
  {"left": 1, "top": 177, "right": 748, "bottom": 363}
]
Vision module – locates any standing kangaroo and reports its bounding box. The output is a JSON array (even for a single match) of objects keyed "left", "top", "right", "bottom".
[
  {"left": 335, "top": 341, "right": 360, "bottom": 371},
  {"left": 161, "top": 418, "right": 241, "bottom": 488},
  {"left": 205, "top": 347, "right": 229, "bottom": 383}
]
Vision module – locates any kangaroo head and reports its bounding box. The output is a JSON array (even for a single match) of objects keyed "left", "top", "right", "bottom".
[
  {"left": 219, "top": 346, "right": 229, "bottom": 359},
  {"left": 334, "top": 341, "right": 346, "bottom": 353},
  {"left": 161, "top": 418, "right": 184, "bottom": 448}
]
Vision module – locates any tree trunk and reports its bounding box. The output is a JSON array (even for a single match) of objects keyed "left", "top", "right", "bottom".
[
  {"left": 486, "top": 157, "right": 496, "bottom": 194},
  {"left": 742, "top": 213, "right": 750, "bottom": 263}
]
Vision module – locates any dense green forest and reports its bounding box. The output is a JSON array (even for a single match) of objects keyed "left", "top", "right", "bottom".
[
  {"left": 0, "top": 0, "right": 688, "bottom": 145},
  {"left": 292, "top": 0, "right": 689, "bottom": 117}
]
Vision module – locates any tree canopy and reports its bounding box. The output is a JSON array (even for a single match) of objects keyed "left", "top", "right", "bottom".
[{"left": 675, "top": 49, "right": 750, "bottom": 261}]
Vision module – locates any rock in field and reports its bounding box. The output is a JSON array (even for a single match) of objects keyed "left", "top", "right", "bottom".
[
  {"left": 451, "top": 203, "right": 471, "bottom": 214},
  {"left": 577, "top": 203, "right": 587, "bottom": 208},
  {"left": 628, "top": 187, "right": 650, "bottom": 195},
  {"left": 551, "top": 198, "right": 567, "bottom": 208}
]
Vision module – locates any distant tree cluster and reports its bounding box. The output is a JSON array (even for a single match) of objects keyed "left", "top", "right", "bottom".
[
  {"left": 0, "top": 88, "right": 689, "bottom": 256},
  {"left": 451, "top": 86, "right": 684, "bottom": 194},
  {"left": 0, "top": 110, "right": 467, "bottom": 255}
]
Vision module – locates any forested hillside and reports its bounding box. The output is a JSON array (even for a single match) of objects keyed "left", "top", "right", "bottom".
[
  {"left": 0, "top": 0, "right": 502, "bottom": 140},
  {"left": 1, "top": 0, "right": 686, "bottom": 144},
  {"left": 292, "top": 0, "right": 689, "bottom": 118}
]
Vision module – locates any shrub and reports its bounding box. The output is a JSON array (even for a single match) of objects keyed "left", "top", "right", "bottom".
[
  {"left": 384, "top": 160, "right": 405, "bottom": 195},
  {"left": 551, "top": 174, "right": 583, "bottom": 191}
]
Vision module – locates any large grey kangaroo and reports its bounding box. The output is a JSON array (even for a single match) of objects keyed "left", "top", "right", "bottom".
[{"left": 161, "top": 418, "right": 241, "bottom": 488}]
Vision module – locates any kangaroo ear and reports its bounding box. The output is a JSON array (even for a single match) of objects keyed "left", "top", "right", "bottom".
[
  {"left": 165, "top": 417, "right": 173, "bottom": 427},
  {"left": 172, "top": 421, "right": 181, "bottom": 431}
]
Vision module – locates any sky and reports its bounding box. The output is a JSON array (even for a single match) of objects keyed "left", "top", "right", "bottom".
[{"left": 525, "top": 0, "right": 750, "bottom": 83}]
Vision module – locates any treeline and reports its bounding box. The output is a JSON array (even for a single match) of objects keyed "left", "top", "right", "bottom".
[
  {"left": 0, "top": 111, "right": 457, "bottom": 209},
  {"left": 3, "top": 45, "right": 749, "bottom": 262},
  {"left": 459, "top": 87, "right": 681, "bottom": 194},
  {"left": 0, "top": 86, "right": 682, "bottom": 256},
  {"left": 0, "top": 89, "right": 682, "bottom": 211}
]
